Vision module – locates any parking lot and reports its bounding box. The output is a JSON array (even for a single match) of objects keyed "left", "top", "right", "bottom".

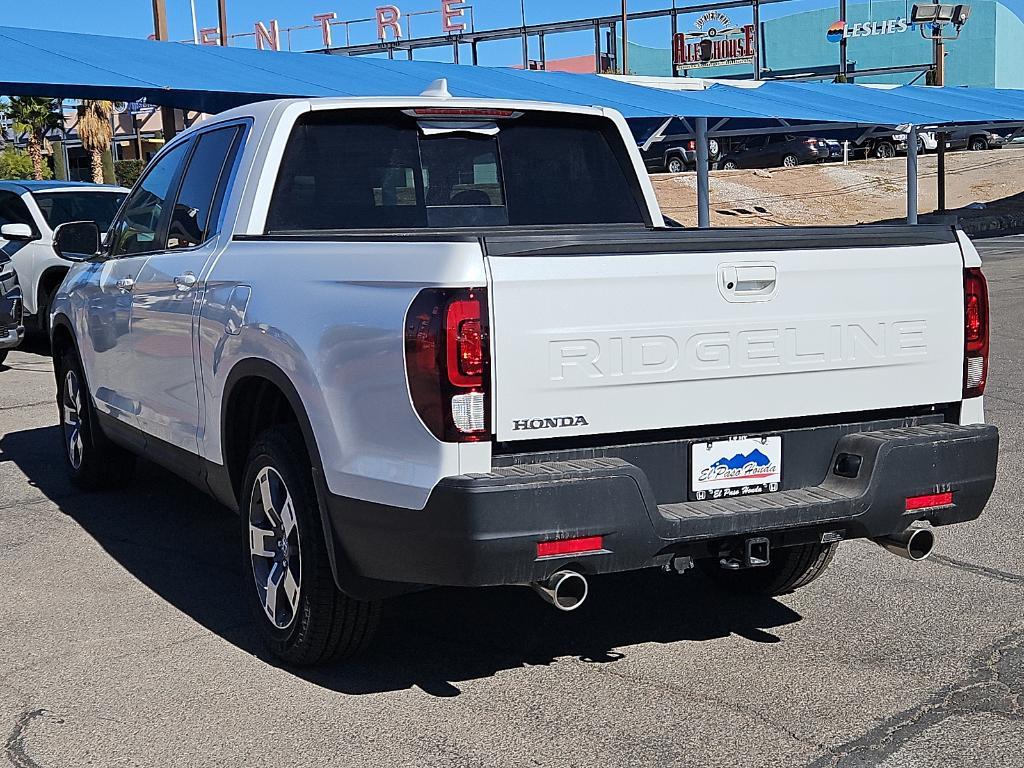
[{"left": 0, "top": 236, "right": 1020, "bottom": 768}]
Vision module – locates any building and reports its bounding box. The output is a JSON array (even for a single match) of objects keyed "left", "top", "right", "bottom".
[{"left": 552, "top": 0, "right": 1023, "bottom": 87}]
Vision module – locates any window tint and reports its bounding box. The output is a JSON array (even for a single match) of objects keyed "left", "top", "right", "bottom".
[
  {"left": 266, "top": 109, "right": 644, "bottom": 232},
  {"left": 33, "top": 191, "right": 126, "bottom": 232},
  {"left": 167, "top": 126, "right": 243, "bottom": 251},
  {"left": 0, "top": 192, "right": 35, "bottom": 231},
  {"left": 110, "top": 140, "right": 191, "bottom": 257}
]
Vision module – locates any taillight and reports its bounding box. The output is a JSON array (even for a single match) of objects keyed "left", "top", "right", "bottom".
[
  {"left": 687, "top": 140, "right": 695, "bottom": 150},
  {"left": 405, "top": 287, "right": 490, "bottom": 442},
  {"left": 963, "top": 267, "right": 989, "bottom": 398}
]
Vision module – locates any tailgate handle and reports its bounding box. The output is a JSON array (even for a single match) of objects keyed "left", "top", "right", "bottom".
[
  {"left": 719, "top": 263, "right": 778, "bottom": 301},
  {"left": 734, "top": 265, "right": 777, "bottom": 293}
]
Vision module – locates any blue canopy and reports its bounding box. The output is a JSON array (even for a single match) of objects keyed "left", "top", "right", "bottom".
[{"left": 0, "top": 24, "right": 1023, "bottom": 129}]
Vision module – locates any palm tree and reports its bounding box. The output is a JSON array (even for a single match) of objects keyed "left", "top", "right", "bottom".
[
  {"left": 4, "top": 97, "right": 61, "bottom": 180},
  {"left": 78, "top": 100, "right": 113, "bottom": 184}
]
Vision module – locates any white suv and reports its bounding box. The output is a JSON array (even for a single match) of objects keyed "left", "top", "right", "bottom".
[{"left": 0, "top": 181, "right": 127, "bottom": 333}]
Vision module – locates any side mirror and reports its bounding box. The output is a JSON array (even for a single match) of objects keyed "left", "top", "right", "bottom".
[
  {"left": 53, "top": 221, "right": 101, "bottom": 262},
  {"left": 0, "top": 223, "right": 36, "bottom": 242}
]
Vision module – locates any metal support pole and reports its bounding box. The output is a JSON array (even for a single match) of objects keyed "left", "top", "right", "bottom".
[
  {"left": 621, "top": 0, "right": 629, "bottom": 75},
  {"left": 752, "top": 0, "right": 761, "bottom": 80},
  {"left": 937, "top": 131, "right": 947, "bottom": 211},
  {"left": 696, "top": 117, "right": 710, "bottom": 229},
  {"left": 539, "top": 32, "right": 546, "bottom": 69},
  {"left": 151, "top": 0, "right": 177, "bottom": 141},
  {"left": 907, "top": 125, "right": 919, "bottom": 224},
  {"left": 670, "top": 10, "right": 679, "bottom": 78},
  {"left": 471, "top": 40, "right": 479, "bottom": 65},
  {"left": 520, "top": 0, "right": 528, "bottom": 68},
  {"left": 453, "top": 41, "right": 459, "bottom": 64},
  {"left": 594, "top": 20, "right": 602, "bottom": 73},
  {"left": 218, "top": 0, "right": 229, "bottom": 47},
  {"left": 839, "top": 0, "right": 848, "bottom": 80}
]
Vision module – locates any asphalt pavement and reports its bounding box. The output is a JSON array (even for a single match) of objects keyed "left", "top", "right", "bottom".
[{"left": 2, "top": 236, "right": 1023, "bottom": 767}]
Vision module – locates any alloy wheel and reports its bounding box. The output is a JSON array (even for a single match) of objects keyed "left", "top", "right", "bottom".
[
  {"left": 249, "top": 466, "right": 302, "bottom": 630},
  {"left": 783, "top": 155, "right": 798, "bottom": 168},
  {"left": 62, "top": 369, "right": 84, "bottom": 470}
]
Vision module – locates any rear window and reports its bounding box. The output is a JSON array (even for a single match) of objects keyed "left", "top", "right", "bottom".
[
  {"left": 33, "top": 191, "right": 127, "bottom": 233},
  {"left": 265, "top": 109, "right": 646, "bottom": 232}
]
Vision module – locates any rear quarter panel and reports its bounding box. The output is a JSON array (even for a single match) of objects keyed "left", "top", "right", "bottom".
[{"left": 198, "top": 239, "right": 492, "bottom": 510}]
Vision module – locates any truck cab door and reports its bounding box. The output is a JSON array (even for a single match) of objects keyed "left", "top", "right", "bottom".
[
  {"left": 82, "top": 139, "right": 193, "bottom": 429},
  {"left": 127, "top": 124, "right": 245, "bottom": 454}
]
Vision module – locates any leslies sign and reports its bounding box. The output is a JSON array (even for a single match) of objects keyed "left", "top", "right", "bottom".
[
  {"left": 826, "top": 17, "right": 911, "bottom": 42},
  {"left": 673, "top": 11, "right": 755, "bottom": 69},
  {"left": 193, "top": 2, "right": 469, "bottom": 50}
]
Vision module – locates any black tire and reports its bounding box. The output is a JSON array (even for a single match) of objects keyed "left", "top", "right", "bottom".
[
  {"left": 697, "top": 542, "right": 838, "bottom": 596},
  {"left": 56, "top": 347, "right": 136, "bottom": 489},
  {"left": 666, "top": 156, "right": 685, "bottom": 174},
  {"left": 241, "top": 425, "right": 381, "bottom": 666},
  {"left": 0, "top": 350, "right": 7, "bottom": 367},
  {"left": 782, "top": 154, "right": 800, "bottom": 168},
  {"left": 969, "top": 137, "right": 988, "bottom": 151},
  {"left": 874, "top": 142, "right": 896, "bottom": 159},
  {"left": 721, "top": 159, "right": 738, "bottom": 170}
]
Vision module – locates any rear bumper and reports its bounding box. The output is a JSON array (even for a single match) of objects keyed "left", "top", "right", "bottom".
[{"left": 325, "top": 423, "right": 998, "bottom": 591}]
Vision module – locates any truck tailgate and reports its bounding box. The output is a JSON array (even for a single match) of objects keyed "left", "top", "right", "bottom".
[{"left": 484, "top": 227, "right": 965, "bottom": 442}]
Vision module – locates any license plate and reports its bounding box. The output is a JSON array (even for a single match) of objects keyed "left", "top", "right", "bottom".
[{"left": 690, "top": 436, "right": 782, "bottom": 501}]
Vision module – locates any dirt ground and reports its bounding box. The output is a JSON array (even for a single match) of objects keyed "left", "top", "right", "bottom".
[{"left": 652, "top": 145, "right": 1024, "bottom": 227}]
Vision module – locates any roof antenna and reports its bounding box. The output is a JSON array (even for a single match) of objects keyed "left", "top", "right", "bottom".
[{"left": 420, "top": 78, "right": 452, "bottom": 99}]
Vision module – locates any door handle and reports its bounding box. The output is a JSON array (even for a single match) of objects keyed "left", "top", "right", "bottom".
[
  {"left": 173, "top": 272, "right": 197, "bottom": 292},
  {"left": 115, "top": 277, "right": 135, "bottom": 293}
]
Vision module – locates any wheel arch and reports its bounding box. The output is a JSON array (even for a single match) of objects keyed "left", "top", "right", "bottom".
[
  {"left": 49, "top": 313, "right": 79, "bottom": 389},
  {"left": 220, "top": 356, "right": 404, "bottom": 601},
  {"left": 36, "top": 265, "right": 69, "bottom": 318},
  {"left": 220, "top": 357, "right": 324, "bottom": 504}
]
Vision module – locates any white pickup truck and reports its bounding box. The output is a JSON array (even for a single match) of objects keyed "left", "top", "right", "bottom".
[{"left": 49, "top": 87, "right": 999, "bottom": 666}]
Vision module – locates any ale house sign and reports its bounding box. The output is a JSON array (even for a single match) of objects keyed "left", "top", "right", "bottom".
[{"left": 673, "top": 11, "right": 756, "bottom": 70}]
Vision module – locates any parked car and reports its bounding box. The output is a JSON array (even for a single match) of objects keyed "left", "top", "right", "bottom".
[
  {"left": 0, "top": 248, "right": 24, "bottom": 366},
  {"left": 895, "top": 131, "right": 939, "bottom": 154},
  {"left": 0, "top": 181, "right": 129, "bottom": 335},
  {"left": 942, "top": 126, "right": 1006, "bottom": 152},
  {"left": 717, "top": 134, "right": 831, "bottom": 169},
  {"left": 49, "top": 92, "right": 998, "bottom": 666},
  {"left": 641, "top": 136, "right": 721, "bottom": 173}
]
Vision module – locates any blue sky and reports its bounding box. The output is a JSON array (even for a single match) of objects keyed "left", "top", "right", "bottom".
[{"left": 1, "top": 0, "right": 1018, "bottom": 65}]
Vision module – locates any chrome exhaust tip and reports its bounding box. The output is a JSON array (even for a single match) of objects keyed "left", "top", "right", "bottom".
[
  {"left": 875, "top": 526, "right": 936, "bottom": 561},
  {"left": 531, "top": 570, "right": 589, "bottom": 612}
]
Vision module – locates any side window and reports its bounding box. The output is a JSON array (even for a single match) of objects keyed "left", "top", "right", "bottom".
[
  {"left": 109, "top": 140, "right": 191, "bottom": 258},
  {"left": 0, "top": 192, "right": 35, "bottom": 231},
  {"left": 166, "top": 126, "right": 244, "bottom": 251}
]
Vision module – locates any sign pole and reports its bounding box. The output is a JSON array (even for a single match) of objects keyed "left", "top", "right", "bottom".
[
  {"left": 621, "top": 1, "right": 629, "bottom": 74},
  {"left": 219, "top": 0, "right": 229, "bottom": 47},
  {"left": 151, "top": 0, "right": 177, "bottom": 141},
  {"left": 839, "top": 0, "right": 848, "bottom": 79},
  {"left": 752, "top": 0, "right": 762, "bottom": 80}
]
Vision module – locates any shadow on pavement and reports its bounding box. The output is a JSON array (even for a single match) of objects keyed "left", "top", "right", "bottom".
[{"left": 1, "top": 424, "right": 803, "bottom": 698}]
